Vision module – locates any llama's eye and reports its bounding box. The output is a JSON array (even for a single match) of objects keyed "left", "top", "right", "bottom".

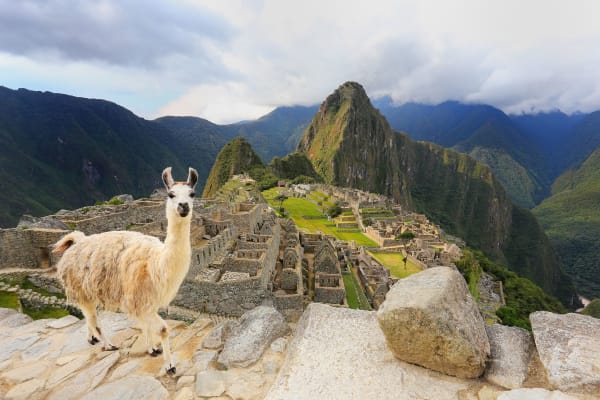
[
  {"left": 168, "top": 192, "right": 175, "bottom": 199},
  {"left": 190, "top": 192, "right": 195, "bottom": 198}
]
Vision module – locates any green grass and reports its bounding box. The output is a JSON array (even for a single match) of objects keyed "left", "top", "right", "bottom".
[
  {"left": 342, "top": 273, "right": 360, "bottom": 309},
  {"left": 0, "top": 290, "right": 70, "bottom": 320},
  {"left": 368, "top": 251, "right": 422, "bottom": 279},
  {"left": 0, "top": 290, "right": 20, "bottom": 309},
  {"left": 263, "top": 188, "right": 378, "bottom": 247},
  {"left": 0, "top": 277, "right": 65, "bottom": 299},
  {"left": 24, "top": 307, "right": 69, "bottom": 320},
  {"left": 342, "top": 268, "right": 371, "bottom": 310}
]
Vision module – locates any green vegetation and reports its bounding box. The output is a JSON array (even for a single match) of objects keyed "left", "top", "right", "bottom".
[
  {"left": 0, "top": 291, "right": 20, "bottom": 309},
  {"left": 0, "top": 276, "right": 65, "bottom": 299},
  {"left": 295, "top": 81, "right": 575, "bottom": 306},
  {"left": 456, "top": 249, "right": 567, "bottom": 330},
  {"left": 203, "top": 137, "right": 266, "bottom": 197},
  {"left": 397, "top": 231, "right": 415, "bottom": 241},
  {"left": 262, "top": 188, "right": 377, "bottom": 246},
  {"left": 581, "top": 299, "right": 600, "bottom": 319},
  {"left": 368, "top": 251, "right": 422, "bottom": 279},
  {"left": 342, "top": 268, "right": 371, "bottom": 310},
  {"left": 0, "top": 290, "right": 70, "bottom": 320},
  {"left": 268, "top": 152, "right": 322, "bottom": 181},
  {"left": 95, "top": 196, "right": 125, "bottom": 206},
  {"left": 342, "top": 274, "right": 360, "bottom": 309},
  {"left": 533, "top": 149, "right": 600, "bottom": 299},
  {"left": 24, "top": 307, "right": 70, "bottom": 320}
]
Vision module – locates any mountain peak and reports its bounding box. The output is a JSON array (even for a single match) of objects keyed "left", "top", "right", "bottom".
[
  {"left": 202, "top": 136, "right": 264, "bottom": 198},
  {"left": 297, "top": 82, "right": 393, "bottom": 185}
]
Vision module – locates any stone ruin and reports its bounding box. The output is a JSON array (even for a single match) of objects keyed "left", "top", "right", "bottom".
[
  {"left": 312, "top": 239, "right": 345, "bottom": 305},
  {"left": 0, "top": 195, "right": 305, "bottom": 321}
]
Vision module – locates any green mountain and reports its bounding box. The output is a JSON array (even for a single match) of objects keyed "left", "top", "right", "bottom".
[
  {"left": 202, "top": 137, "right": 265, "bottom": 198},
  {"left": 299, "top": 82, "right": 576, "bottom": 305},
  {"left": 373, "top": 99, "right": 548, "bottom": 208},
  {"left": 0, "top": 86, "right": 188, "bottom": 227},
  {"left": 533, "top": 149, "right": 600, "bottom": 298}
]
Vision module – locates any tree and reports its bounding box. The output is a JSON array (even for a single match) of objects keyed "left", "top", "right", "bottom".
[
  {"left": 275, "top": 194, "right": 288, "bottom": 212},
  {"left": 326, "top": 201, "right": 342, "bottom": 218}
]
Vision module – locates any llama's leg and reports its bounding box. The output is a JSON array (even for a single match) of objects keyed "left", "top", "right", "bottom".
[
  {"left": 79, "top": 302, "right": 118, "bottom": 351},
  {"left": 151, "top": 313, "right": 175, "bottom": 375},
  {"left": 142, "top": 317, "right": 162, "bottom": 357}
]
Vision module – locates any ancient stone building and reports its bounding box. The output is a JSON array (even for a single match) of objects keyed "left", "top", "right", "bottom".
[{"left": 313, "top": 239, "right": 345, "bottom": 305}]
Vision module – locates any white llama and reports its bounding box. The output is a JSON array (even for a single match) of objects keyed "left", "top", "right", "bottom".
[{"left": 53, "top": 167, "right": 198, "bottom": 375}]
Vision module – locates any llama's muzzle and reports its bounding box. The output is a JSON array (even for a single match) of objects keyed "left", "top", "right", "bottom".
[{"left": 177, "top": 203, "right": 190, "bottom": 217}]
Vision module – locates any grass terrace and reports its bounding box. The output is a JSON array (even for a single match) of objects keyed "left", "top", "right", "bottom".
[
  {"left": 368, "top": 251, "right": 423, "bottom": 279},
  {"left": 263, "top": 188, "right": 377, "bottom": 247}
]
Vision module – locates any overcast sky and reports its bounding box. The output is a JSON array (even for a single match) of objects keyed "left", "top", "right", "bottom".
[{"left": 1, "top": 0, "right": 600, "bottom": 123}]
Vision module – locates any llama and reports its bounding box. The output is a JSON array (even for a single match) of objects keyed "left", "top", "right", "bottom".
[{"left": 53, "top": 167, "right": 198, "bottom": 375}]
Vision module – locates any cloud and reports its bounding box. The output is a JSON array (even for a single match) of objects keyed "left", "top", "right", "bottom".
[
  {"left": 0, "top": 0, "right": 231, "bottom": 67},
  {"left": 2, "top": 0, "right": 600, "bottom": 122}
]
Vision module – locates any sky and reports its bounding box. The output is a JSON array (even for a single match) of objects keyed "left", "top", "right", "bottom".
[{"left": 1, "top": 0, "right": 600, "bottom": 124}]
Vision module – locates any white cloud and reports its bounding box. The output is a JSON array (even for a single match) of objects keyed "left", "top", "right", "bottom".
[{"left": 2, "top": 0, "right": 600, "bottom": 122}]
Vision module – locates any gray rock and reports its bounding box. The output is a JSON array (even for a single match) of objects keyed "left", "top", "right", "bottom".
[
  {"left": 497, "top": 388, "right": 580, "bottom": 400},
  {"left": 81, "top": 376, "right": 168, "bottom": 400},
  {"left": 0, "top": 332, "right": 41, "bottom": 362},
  {"left": 270, "top": 337, "right": 288, "bottom": 353},
  {"left": 485, "top": 324, "right": 532, "bottom": 389},
  {"left": 5, "top": 378, "right": 45, "bottom": 400},
  {"left": 0, "top": 308, "right": 17, "bottom": 322},
  {"left": 203, "top": 320, "right": 238, "bottom": 349},
  {"left": 531, "top": 311, "right": 600, "bottom": 395},
  {"left": 265, "top": 303, "right": 471, "bottom": 400},
  {"left": 115, "top": 194, "right": 134, "bottom": 204},
  {"left": 48, "top": 315, "right": 80, "bottom": 329},
  {"left": 17, "top": 214, "right": 70, "bottom": 230},
  {"left": 0, "top": 313, "right": 33, "bottom": 328},
  {"left": 376, "top": 267, "right": 490, "bottom": 378},
  {"left": 217, "top": 306, "right": 290, "bottom": 369},
  {"left": 195, "top": 370, "right": 230, "bottom": 397}
]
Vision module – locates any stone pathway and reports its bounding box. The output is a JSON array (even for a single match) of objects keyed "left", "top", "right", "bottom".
[{"left": 0, "top": 308, "right": 285, "bottom": 400}]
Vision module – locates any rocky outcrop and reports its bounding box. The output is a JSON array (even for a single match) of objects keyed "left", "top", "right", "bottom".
[
  {"left": 217, "top": 306, "right": 290, "bottom": 369},
  {"left": 267, "top": 302, "right": 481, "bottom": 400},
  {"left": 530, "top": 311, "right": 600, "bottom": 395},
  {"left": 0, "top": 308, "right": 285, "bottom": 400},
  {"left": 485, "top": 324, "right": 532, "bottom": 389},
  {"left": 497, "top": 388, "right": 581, "bottom": 400},
  {"left": 376, "top": 267, "right": 490, "bottom": 378}
]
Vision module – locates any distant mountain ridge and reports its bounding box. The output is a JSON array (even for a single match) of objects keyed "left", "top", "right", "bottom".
[
  {"left": 0, "top": 87, "right": 314, "bottom": 227},
  {"left": 533, "top": 148, "right": 600, "bottom": 298},
  {"left": 298, "top": 82, "right": 576, "bottom": 305}
]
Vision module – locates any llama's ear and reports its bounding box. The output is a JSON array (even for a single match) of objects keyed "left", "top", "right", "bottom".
[
  {"left": 162, "top": 167, "right": 174, "bottom": 190},
  {"left": 187, "top": 167, "right": 198, "bottom": 189}
]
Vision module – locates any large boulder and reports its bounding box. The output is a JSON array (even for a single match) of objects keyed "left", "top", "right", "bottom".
[
  {"left": 376, "top": 267, "right": 490, "bottom": 378},
  {"left": 530, "top": 311, "right": 600, "bottom": 395},
  {"left": 266, "top": 303, "right": 472, "bottom": 400},
  {"left": 485, "top": 324, "right": 532, "bottom": 389},
  {"left": 217, "top": 306, "right": 290, "bottom": 369}
]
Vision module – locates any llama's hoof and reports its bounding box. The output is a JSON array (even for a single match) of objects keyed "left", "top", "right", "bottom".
[
  {"left": 103, "top": 345, "right": 119, "bottom": 351},
  {"left": 166, "top": 366, "right": 176, "bottom": 376},
  {"left": 88, "top": 336, "right": 100, "bottom": 345},
  {"left": 150, "top": 348, "right": 163, "bottom": 357}
]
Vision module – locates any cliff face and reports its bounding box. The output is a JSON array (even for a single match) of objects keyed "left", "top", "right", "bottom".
[{"left": 298, "top": 82, "right": 575, "bottom": 304}]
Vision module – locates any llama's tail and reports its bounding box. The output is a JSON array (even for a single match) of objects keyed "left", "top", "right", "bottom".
[{"left": 52, "top": 231, "right": 86, "bottom": 254}]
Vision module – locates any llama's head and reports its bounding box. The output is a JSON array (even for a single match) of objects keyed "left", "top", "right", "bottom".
[{"left": 162, "top": 167, "right": 198, "bottom": 219}]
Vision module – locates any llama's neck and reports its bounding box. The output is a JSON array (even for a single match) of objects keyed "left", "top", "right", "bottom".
[{"left": 160, "top": 215, "right": 192, "bottom": 302}]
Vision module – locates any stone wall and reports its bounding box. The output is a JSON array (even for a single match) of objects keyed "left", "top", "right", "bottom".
[
  {"left": 173, "top": 221, "right": 281, "bottom": 317},
  {"left": 0, "top": 228, "right": 69, "bottom": 269},
  {"left": 314, "top": 284, "right": 345, "bottom": 305}
]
